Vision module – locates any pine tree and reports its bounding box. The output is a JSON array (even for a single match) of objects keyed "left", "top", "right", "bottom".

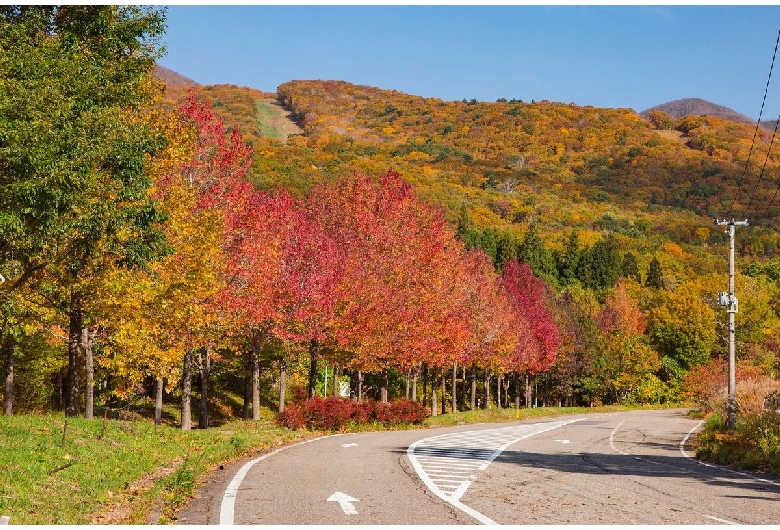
[
  {"left": 576, "top": 234, "right": 622, "bottom": 291},
  {"left": 557, "top": 230, "right": 580, "bottom": 285},
  {"left": 495, "top": 231, "right": 517, "bottom": 271},
  {"left": 645, "top": 256, "right": 664, "bottom": 289},
  {"left": 622, "top": 252, "right": 642, "bottom": 283},
  {"left": 518, "top": 223, "right": 558, "bottom": 284}
]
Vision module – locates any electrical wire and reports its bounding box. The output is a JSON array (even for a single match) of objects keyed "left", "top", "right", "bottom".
[
  {"left": 744, "top": 113, "right": 780, "bottom": 218},
  {"left": 725, "top": 26, "right": 780, "bottom": 219}
]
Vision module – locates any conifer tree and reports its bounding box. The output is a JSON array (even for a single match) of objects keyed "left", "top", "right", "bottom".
[
  {"left": 622, "top": 252, "right": 642, "bottom": 283},
  {"left": 576, "top": 235, "right": 622, "bottom": 292},
  {"left": 557, "top": 230, "right": 580, "bottom": 285},
  {"left": 494, "top": 232, "right": 517, "bottom": 271},
  {"left": 517, "top": 223, "right": 558, "bottom": 284},
  {"left": 645, "top": 256, "right": 665, "bottom": 289}
]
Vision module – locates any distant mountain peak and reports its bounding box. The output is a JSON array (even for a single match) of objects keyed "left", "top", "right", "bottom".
[
  {"left": 154, "top": 65, "right": 200, "bottom": 88},
  {"left": 640, "top": 98, "right": 753, "bottom": 124}
]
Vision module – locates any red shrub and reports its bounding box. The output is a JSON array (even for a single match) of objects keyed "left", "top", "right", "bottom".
[
  {"left": 274, "top": 397, "right": 428, "bottom": 431},
  {"left": 276, "top": 403, "right": 306, "bottom": 430},
  {"left": 303, "top": 396, "right": 358, "bottom": 430},
  {"left": 374, "top": 399, "right": 428, "bottom": 425},
  {"left": 291, "top": 385, "right": 308, "bottom": 404},
  {"left": 387, "top": 399, "right": 428, "bottom": 424}
]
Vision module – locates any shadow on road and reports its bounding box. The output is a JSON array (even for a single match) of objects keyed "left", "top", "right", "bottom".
[{"left": 394, "top": 445, "right": 780, "bottom": 498}]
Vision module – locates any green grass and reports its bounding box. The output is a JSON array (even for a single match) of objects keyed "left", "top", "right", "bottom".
[
  {"left": 0, "top": 411, "right": 310, "bottom": 524},
  {"left": 0, "top": 402, "right": 685, "bottom": 524},
  {"left": 255, "top": 100, "right": 287, "bottom": 141}
]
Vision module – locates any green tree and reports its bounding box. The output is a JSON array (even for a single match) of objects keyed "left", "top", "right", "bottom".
[
  {"left": 557, "top": 230, "right": 580, "bottom": 285},
  {"left": 645, "top": 256, "right": 664, "bottom": 289},
  {"left": 622, "top": 252, "right": 642, "bottom": 283},
  {"left": 517, "top": 223, "right": 558, "bottom": 284},
  {"left": 494, "top": 231, "right": 517, "bottom": 271},
  {"left": 0, "top": 6, "right": 168, "bottom": 416},
  {"left": 576, "top": 234, "right": 622, "bottom": 293}
]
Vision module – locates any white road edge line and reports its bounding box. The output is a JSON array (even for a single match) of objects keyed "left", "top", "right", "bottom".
[
  {"left": 407, "top": 419, "right": 580, "bottom": 525},
  {"left": 679, "top": 420, "right": 704, "bottom": 459},
  {"left": 702, "top": 514, "right": 738, "bottom": 525},
  {"left": 219, "top": 434, "right": 343, "bottom": 525},
  {"left": 608, "top": 419, "right": 629, "bottom": 455}
]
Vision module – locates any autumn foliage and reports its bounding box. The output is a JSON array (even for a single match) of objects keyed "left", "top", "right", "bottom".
[{"left": 10, "top": 47, "right": 780, "bottom": 428}]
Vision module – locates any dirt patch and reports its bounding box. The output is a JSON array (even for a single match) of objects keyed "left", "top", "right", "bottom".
[
  {"left": 90, "top": 458, "right": 183, "bottom": 525},
  {"left": 656, "top": 129, "right": 686, "bottom": 143}
]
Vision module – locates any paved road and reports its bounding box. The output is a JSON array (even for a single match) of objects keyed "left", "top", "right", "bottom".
[{"left": 177, "top": 409, "right": 780, "bottom": 525}]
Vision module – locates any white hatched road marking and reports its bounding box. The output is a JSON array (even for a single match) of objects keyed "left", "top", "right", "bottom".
[{"left": 407, "top": 419, "right": 580, "bottom": 525}]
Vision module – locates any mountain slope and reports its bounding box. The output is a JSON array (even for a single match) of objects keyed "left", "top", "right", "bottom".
[
  {"left": 147, "top": 71, "right": 780, "bottom": 265},
  {"left": 640, "top": 98, "right": 753, "bottom": 124}
]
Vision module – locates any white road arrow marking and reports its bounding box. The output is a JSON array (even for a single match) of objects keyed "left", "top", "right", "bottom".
[
  {"left": 328, "top": 491, "right": 359, "bottom": 515},
  {"left": 341, "top": 443, "right": 358, "bottom": 448},
  {"left": 554, "top": 439, "right": 571, "bottom": 444}
]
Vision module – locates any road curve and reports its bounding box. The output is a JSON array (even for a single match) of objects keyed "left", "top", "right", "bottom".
[{"left": 176, "top": 409, "right": 780, "bottom": 525}]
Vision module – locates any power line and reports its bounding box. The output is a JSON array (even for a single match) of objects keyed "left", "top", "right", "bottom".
[
  {"left": 744, "top": 113, "right": 780, "bottom": 218},
  {"left": 725, "top": 26, "right": 780, "bottom": 218}
]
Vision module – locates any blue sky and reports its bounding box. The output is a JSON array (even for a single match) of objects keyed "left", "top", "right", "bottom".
[{"left": 158, "top": 5, "right": 780, "bottom": 120}]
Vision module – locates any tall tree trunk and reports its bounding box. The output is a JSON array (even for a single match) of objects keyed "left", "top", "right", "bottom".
[
  {"left": 497, "top": 374, "right": 502, "bottom": 410},
  {"left": 3, "top": 335, "right": 13, "bottom": 416},
  {"left": 154, "top": 376, "right": 164, "bottom": 426},
  {"left": 181, "top": 345, "right": 193, "bottom": 431},
  {"left": 422, "top": 363, "right": 428, "bottom": 408},
  {"left": 483, "top": 369, "right": 491, "bottom": 409},
  {"left": 82, "top": 327, "right": 94, "bottom": 420},
  {"left": 198, "top": 347, "right": 210, "bottom": 429},
  {"left": 380, "top": 368, "right": 389, "bottom": 403},
  {"left": 405, "top": 369, "right": 410, "bottom": 400},
  {"left": 357, "top": 370, "right": 363, "bottom": 402},
  {"left": 333, "top": 363, "right": 340, "bottom": 397},
  {"left": 534, "top": 376, "right": 538, "bottom": 407},
  {"left": 58, "top": 368, "right": 65, "bottom": 411},
  {"left": 66, "top": 292, "right": 83, "bottom": 417},
  {"left": 430, "top": 369, "right": 438, "bottom": 416},
  {"left": 278, "top": 359, "right": 287, "bottom": 413},
  {"left": 242, "top": 367, "right": 251, "bottom": 420},
  {"left": 441, "top": 373, "right": 446, "bottom": 415},
  {"left": 470, "top": 367, "right": 477, "bottom": 410},
  {"left": 525, "top": 372, "right": 531, "bottom": 409},
  {"left": 461, "top": 365, "right": 467, "bottom": 411},
  {"left": 251, "top": 346, "right": 260, "bottom": 420},
  {"left": 308, "top": 339, "right": 318, "bottom": 398},
  {"left": 514, "top": 372, "right": 521, "bottom": 410},
  {"left": 451, "top": 363, "right": 457, "bottom": 413},
  {"left": 412, "top": 366, "right": 418, "bottom": 402}
]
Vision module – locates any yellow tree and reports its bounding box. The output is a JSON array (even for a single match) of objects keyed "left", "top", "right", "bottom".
[
  {"left": 100, "top": 93, "right": 252, "bottom": 430},
  {"left": 597, "top": 278, "right": 661, "bottom": 403}
]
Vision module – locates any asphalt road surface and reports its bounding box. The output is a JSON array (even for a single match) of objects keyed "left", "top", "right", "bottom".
[{"left": 177, "top": 409, "right": 780, "bottom": 525}]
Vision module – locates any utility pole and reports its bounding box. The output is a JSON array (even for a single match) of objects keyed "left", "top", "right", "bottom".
[{"left": 715, "top": 218, "right": 748, "bottom": 429}]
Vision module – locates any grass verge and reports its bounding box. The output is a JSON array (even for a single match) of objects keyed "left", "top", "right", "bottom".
[
  {"left": 693, "top": 412, "right": 780, "bottom": 474},
  {"left": 0, "top": 410, "right": 310, "bottom": 524},
  {"left": 0, "top": 403, "right": 682, "bottom": 524}
]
